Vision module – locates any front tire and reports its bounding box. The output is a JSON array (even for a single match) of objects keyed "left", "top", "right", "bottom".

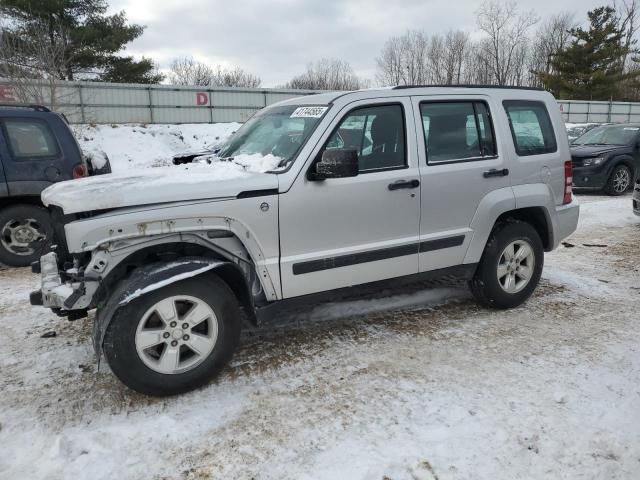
[
  {"left": 102, "top": 275, "right": 241, "bottom": 396},
  {"left": 0, "top": 204, "right": 53, "bottom": 267},
  {"left": 604, "top": 164, "right": 632, "bottom": 196},
  {"left": 469, "top": 220, "right": 543, "bottom": 309}
]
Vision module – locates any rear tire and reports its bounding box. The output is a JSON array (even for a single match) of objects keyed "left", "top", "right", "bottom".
[
  {"left": 102, "top": 275, "right": 241, "bottom": 396},
  {"left": 469, "top": 220, "right": 543, "bottom": 309},
  {"left": 604, "top": 164, "right": 632, "bottom": 196},
  {"left": 0, "top": 204, "right": 53, "bottom": 267}
]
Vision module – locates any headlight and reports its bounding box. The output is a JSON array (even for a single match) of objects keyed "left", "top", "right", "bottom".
[{"left": 583, "top": 156, "right": 604, "bottom": 166}]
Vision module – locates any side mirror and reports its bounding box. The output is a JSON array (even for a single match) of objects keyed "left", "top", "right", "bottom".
[{"left": 311, "top": 149, "right": 359, "bottom": 180}]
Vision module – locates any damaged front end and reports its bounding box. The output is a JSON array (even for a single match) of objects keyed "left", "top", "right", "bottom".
[{"left": 30, "top": 249, "right": 103, "bottom": 320}]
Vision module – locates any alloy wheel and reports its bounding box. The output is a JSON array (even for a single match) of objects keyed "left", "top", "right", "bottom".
[
  {"left": 497, "top": 240, "right": 535, "bottom": 294},
  {"left": 613, "top": 167, "right": 630, "bottom": 194},
  {"left": 135, "top": 295, "right": 219, "bottom": 374}
]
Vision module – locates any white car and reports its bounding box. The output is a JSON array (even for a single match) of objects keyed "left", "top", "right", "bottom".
[{"left": 31, "top": 86, "right": 580, "bottom": 395}]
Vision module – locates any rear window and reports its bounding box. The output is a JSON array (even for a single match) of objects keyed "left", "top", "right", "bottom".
[
  {"left": 503, "top": 101, "right": 557, "bottom": 156},
  {"left": 4, "top": 119, "right": 59, "bottom": 158}
]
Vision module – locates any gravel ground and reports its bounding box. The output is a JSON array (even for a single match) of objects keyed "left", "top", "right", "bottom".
[{"left": 0, "top": 194, "right": 639, "bottom": 480}]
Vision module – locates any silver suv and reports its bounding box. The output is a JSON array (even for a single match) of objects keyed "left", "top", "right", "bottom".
[{"left": 30, "top": 86, "right": 579, "bottom": 395}]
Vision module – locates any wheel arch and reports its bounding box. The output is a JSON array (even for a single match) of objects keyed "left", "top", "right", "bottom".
[
  {"left": 494, "top": 207, "right": 551, "bottom": 251},
  {"left": 609, "top": 155, "right": 636, "bottom": 181},
  {"left": 92, "top": 241, "right": 260, "bottom": 318},
  {"left": 464, "top": 184, "right": 556, "bottom": 264},
  {"left": 93, "top": 255, "right": 256, "bottom": 362}
]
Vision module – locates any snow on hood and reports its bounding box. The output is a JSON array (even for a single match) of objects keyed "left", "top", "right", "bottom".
[{"left": 42, "top": 154, "right": 282, "bottom": 214}]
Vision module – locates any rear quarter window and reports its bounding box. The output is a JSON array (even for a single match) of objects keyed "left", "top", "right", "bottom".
[
  {"left": 503, "top": 101, "right": 557, "bottom": 156},
  {"left": 3, "top": 118, "right": 59, "bottom": 159}
]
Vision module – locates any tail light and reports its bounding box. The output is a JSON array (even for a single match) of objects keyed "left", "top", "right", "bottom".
[
  {"left": 72, "top": 163, "right": 87, "bottom": 179},
  {"left": 563, "top": 160, "right": 573, "bottom": 204}
]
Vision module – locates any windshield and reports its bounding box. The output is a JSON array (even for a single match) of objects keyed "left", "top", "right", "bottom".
[
  {"left": 216, "top": 104, "right": 329, "bottom": 169},
  {"left": 573, "top": 125, "right": 639, "bottom": 146}
]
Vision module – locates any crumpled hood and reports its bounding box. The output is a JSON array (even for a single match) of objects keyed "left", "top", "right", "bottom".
[
  {"left": 570, "top": 144, "right": 632, "bottom": 159},
  {"left": 42, "top": 163, "right": 279, "bottom": 214}
]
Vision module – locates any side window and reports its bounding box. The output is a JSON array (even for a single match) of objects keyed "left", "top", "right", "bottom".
[
  {"left": 4, "top": 119, "right": 59, "bottom": 159},
  {"left": 420, "top": 101, "right": 497, "bottom": 163},
  {"left": 324, "top": 104, "right": 406, "bottom": 172},
  {"left": 503, "top": 101, "right": 557, "bottom": 156}
]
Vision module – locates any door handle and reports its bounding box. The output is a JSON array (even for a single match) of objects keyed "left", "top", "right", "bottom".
[
  {"left": 483, "top": 168, "right": 509, "bottom": 178},
  {"left": 388, "top": 179, "right": 420, "bottom": 190}
]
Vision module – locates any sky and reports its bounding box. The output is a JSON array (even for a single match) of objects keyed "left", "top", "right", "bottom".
[{"left": 109, "top": 0, "right": 610, "bottom": 87}]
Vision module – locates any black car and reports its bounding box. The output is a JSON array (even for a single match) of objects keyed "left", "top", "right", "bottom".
[
  {"left": 570, "top": 123, "right": 640, "bottom": 196},
  {"left": 0, "top": 104, "right": 109, "bottom": 266}
]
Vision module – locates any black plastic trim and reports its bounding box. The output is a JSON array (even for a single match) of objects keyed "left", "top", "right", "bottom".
[
  {"left": 293, "top": 234, "right": 466, "bottom": 275},
  {"left": 236, "top": 188, "right": 279, "bottom": 199},
  {"left": 419, "top": 235, "right": 465, "bottom": 252}
]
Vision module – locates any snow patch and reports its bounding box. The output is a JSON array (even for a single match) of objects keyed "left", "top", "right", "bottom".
[{"left": 72, "top": 123, "right": 240, "bottom": 173}]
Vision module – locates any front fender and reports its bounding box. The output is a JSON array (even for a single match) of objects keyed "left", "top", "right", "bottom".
[{"left": 93, "top": 257, "right": 225, "bottom": 360}]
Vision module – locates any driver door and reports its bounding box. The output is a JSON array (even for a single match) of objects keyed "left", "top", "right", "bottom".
[{"left": 278, "top": 98, "right": 421, "bottom": 298}]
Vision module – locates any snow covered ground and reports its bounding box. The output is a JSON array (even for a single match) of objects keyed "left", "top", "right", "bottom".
[{"left": 0, "top": 193, "right": 639, "bottom": 479}]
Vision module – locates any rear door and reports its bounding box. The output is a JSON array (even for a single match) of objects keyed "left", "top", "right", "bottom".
[
  {"left": 411, "top": 95, "right": 513, "bottom": 272},
  {"left": 279, "top": 98, "right": 421, "bottom": 298},
  {"left": 0, "top": 116, "right": 65, "bottom": 195}
]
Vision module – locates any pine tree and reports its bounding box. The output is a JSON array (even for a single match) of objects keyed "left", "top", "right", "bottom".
[
  {"left": 0, "top": 0, "right": 163, "bottom": 83},
  {"left": 539, "top": 7, "right": 637, "bottom": 100}
]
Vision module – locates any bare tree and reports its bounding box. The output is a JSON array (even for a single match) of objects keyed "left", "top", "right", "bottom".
[
  {"left": 375, "top": 36, "right": 406, "bottom": 86},
  {"left": 461, "top": 40, "right": 494, "bottom": 84},
  {"left": 475, "top": 0, "right": 539, "bottom": 85},
  {"left": 211, "top": 66, "right": 261, "bottom": 88},
  {"left": 443, "top": 30, "right": 471, "bottom": 84},
  {"left": 528, "top": 12, "right": 576, "bottom": 86},
  {"left": 427, "top": 33, "right": 446, "bottom": 83},
  {"left": 376, "top": 31, "right": 429, "bottom": 85},
  {"left": 168, "top": 57, "right": 261, "bottom": 88},
  {"left": 0, "top": 17, "right": 71, "bottom": 108},
  {"left": 168, "top": 57, "right": 215, "bottom": 86},
  {"left": 615, "top": 0, "right": 640, "bottom": 68},
  {"left": 376, "top": 30, "right": 471, "bottom": 86},
  {"left": 287, "top": 58, "right": 362, "bottom": 90}
]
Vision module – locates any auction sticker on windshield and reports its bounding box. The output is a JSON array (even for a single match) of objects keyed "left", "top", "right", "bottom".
[{"left": 290, "top": 106, "right": 328, "bottom": 118}]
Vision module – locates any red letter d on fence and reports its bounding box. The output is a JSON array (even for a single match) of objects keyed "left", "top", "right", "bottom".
[{"left": 196, "top": 92, "right": 208, "bottom": 106}]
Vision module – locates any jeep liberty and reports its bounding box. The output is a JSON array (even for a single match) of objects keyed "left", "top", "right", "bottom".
[{"left": 30, "top": 86, "right": 579, "bottom": 395}]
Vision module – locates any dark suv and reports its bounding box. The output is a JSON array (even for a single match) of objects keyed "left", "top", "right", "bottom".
[
  {"left": 0, "top": 104, "right": 108, "bottom": 267},
  {"left": 571, "top": 123, "right": 640, "bottom": 195}
]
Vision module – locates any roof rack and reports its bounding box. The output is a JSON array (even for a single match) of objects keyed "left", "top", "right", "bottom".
[
  {"left": 392, "top": 84, "right": 546, "bottom": 91},
  {"left": 0, "top": 103, "right": 51, "bottom": 112}
]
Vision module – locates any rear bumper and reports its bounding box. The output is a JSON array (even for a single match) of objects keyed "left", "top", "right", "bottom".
[
  {"left": 633, "top": 181, "right": 640, "bottom": 216},
  {"left": 552, "top": 201, "right": 580, "bottom": 248}
]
